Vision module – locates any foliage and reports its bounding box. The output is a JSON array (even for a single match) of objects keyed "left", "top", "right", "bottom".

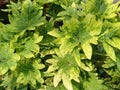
[{"left": 0, "top": 0, "right": 120, "bottom": 90}]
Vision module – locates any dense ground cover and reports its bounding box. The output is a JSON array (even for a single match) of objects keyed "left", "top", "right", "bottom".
[{"left": 0, "top": 0, "right": 120, "bottom": 90}]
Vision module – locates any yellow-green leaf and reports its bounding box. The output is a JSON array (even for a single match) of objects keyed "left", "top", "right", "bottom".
[
  {"left": 73, "top": 49, "right": 93, "bottom": 71},
  {"left": 54, "top": 69, "right": 62, "bottom": 87},
  {"left": 48, "top": 29, "right": 63, "bottom": 37},
  {"left": 103, "top": 42, "right": 116, "bottom": 61},
  {"left": 81, "top": 42, "right": 92, "bottom": 59},
  {"left": 112, "top": 37, "right": 120, "bottom": 49},
  {"left": 62, "top": 73, "right": 73, "bottom": 90}
]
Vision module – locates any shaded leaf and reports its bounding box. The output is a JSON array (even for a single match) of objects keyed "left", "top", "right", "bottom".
[{"left": 83, "top": 72, "right": 108, "bottom": 90}]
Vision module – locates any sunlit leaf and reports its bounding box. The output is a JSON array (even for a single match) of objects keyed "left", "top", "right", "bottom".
[
  {"left": 0, "top": 44, "right": 20, "bottom": 75},
  {"left": 60, "top": 38, "right": 78, "bottom": 56},
  {"left": 81, "top": 42, "right": 92, "bottom": 60},
  {"left": 53, "top": 69, "right": 62, "bottom": 87},
  {"left": 9, "top": 0, "right": 45, "bottom": 32},
  {"left": 62, "top": 73, "right": 73, "bottom": 90},
  {"left": 16, "top": 59, "right": 44, "bottom": 85},
  {"left": 48, "top": 29, "right": 63, "bottom": 37},
  {"left": 103, "top": 42, "right": 116, "bottom": 61},
  {"left": 72, "top": 49, "right": 93, "bottom": 71},
  {"left": 33, "top": 33, "right": 43, "bottom": 43}
]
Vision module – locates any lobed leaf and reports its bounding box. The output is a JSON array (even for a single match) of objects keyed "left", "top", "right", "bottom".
[{"left": 0, "top": 44, "right": 20, "bottom": 75}]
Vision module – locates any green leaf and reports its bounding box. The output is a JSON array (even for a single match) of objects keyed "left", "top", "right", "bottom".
[
  {"left": 43, "top": 83, "right": 67, "bottom": 90},
  {"left": 62, "top": 73, "right": 73, "bottom": 90},
  {"left": 72, "top": 49, "right": 93, "bottom": 71},
  {"left": 105, "top": 0, "right": 113, "bottom": 4},
  {"left": 116, "top": 51, "right": 120, "bottom": 71},
  {"left": 102, "top": 58, "right": 116, "bottom": 69},
  {"left": 47, "top": 64, "right": 58, "bottom": 73},
  {"left": 0, "top": 74, "right": 17, "bottom": 90},
  {"left": 47, "top": 54, "right": 80, "bottom": 90},
  {"left": 0, "top": 22, "right": 4, "bottom": 27},
  {"left": 60, "top": 38, "right": 78, "bottom": 56},
  {"left": 117, "top": 56, "right": 120, "bottom": 71},
  {"left": 83, "top": 72, "right": 108, "bottom": 90},
  {"left": 19, "top": 50, "right": 34, "bottom": 58},
  {"left": 19, "top": 39, "right": 40, "bottom": 58},
  {"left": 106, "top": 39, "right": 117, "bottom": 49},
  {"left": 32, "top": 60, "right": 45, "bottom": 70},
  {"left": 33, "top": 33, "right": 43, "bottom": 43},
  {"left": 9, "top": 0, "right": 45, "bottom": 32},
  {"left": 16, "top": 59, "right": 44, "bottom": 85},
  {"left": 69, "top": 67, "right": 80, "bottom": 82},
  {"left": 89, "top": 20, "right": 102, "bottom": 36},
  {"left": 35, "top": 0, "right": 53, "bottom": 5},
  {"left": 106, "top": 37, "right": 120, "bottom": 50},
  {"left": 78, "top": 27, "right": 91, "bottom": 44},
  {"left": 57, "top": 55, "right": 80, "bottom": 88},
  {"left": 103, "top": 42, "right": 116, "bottom": 61},
  {"left": 104, "top": 2, "right": 119, "bottom": 19},
  {"left": 81, "top": 42, "right": 92, "bottom": 60},
  {"left": 41, "top": 49, "right": 55, "bottom": 57},
  {"left": 0, "top": 44, "right": 20, "bottom": 75},
  {"left": 1, "top": 0, "right": 120, "bottom": 90},
  {"left": 25, "top": 40, "right": 40, "bottom": 53},
  {"left": 90, "top": 36, "right": 98, "bottom": 45},
  {"left": 53, "top": 69, "right": 62, "bottom": 87},
  {"left": 46, "top": 58, "right": 58, "bottom": 64},
  {"left": 48, "top": 29, "right": 63, "bottom": 37},
  {"left": 81, "top": 0, "right": 95, "bottom": 14}
]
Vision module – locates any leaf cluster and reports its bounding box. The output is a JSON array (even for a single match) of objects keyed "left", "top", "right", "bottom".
[{"left": 0, "top": 0, "right": 120, "bottom": 90}]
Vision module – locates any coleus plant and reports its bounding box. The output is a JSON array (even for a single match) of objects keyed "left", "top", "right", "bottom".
[{"left": 0, "top": 0, "right": 120, "bottom": 90}]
